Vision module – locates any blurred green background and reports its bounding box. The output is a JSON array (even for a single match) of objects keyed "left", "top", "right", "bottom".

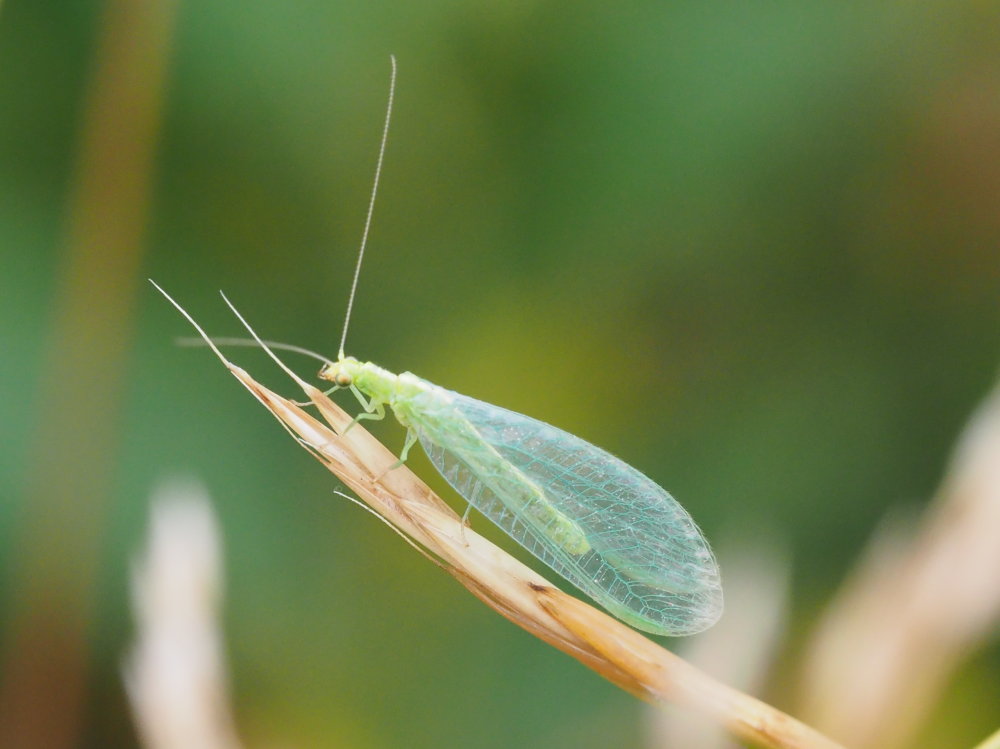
[{"left": 1, "top": 0, "right": 998, "bottom": 747}]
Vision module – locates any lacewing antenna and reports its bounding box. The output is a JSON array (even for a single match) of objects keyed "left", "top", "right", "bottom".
[{"left": 338, "top": 55, "right": 397, "bottom": 360}]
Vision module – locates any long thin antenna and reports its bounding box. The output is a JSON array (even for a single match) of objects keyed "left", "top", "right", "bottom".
[
  {"left": 338, "top": 54, "right": 396, "bottom": 360},
  {"left": 176, "top": 336, "right": 333, "bottom": 365}
]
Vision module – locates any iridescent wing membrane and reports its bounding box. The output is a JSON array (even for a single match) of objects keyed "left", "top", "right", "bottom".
[{"left": 408, "top": 381, "right": 723, "bottom": 636}]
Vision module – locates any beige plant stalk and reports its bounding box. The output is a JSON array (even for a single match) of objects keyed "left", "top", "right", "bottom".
[
  {"left": 154, "top": 282, "right": 843, "bottom": 749},
  {"left": 800, "top": 380, "right": 1000, "bottom": 748},
  {"left": 125, "top": 480, "right": 244, "bottom": 749}
]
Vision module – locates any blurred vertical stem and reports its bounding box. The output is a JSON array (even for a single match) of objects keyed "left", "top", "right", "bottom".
[
  {"left": 0, "top": 0, "right": 177, "bottom": 746},
  {"left": 974, "top": 727, "right": 1000, "bottom": 749},
  {"left": 800, "top": 378, "right": 1000, "bottom": 748}
]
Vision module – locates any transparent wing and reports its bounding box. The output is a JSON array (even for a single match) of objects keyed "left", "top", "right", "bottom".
[{"left": 409, "top": 385, "right": 722, "bottom": 636}]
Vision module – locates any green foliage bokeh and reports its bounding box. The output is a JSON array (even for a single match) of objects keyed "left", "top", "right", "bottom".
[{"left": 1, "top": 1, "right": 998, "bottom": 747}]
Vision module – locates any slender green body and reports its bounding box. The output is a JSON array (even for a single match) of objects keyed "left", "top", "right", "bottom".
[{"left": 320, "top": 356, "right": 723, "bottom": 636}]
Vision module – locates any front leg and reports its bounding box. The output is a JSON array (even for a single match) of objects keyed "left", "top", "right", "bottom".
[
  {"left": 349, "top": 384, "right": 377, "bottom": 413},
  {"left": 344, "top": 396, "right": 386, "bottom": 434}
]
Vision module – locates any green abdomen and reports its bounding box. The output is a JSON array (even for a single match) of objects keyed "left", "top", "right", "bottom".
[{"left": 402, "top": 386, "right": 590, "bottom": 555}]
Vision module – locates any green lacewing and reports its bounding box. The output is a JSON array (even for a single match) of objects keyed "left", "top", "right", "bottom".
[
  {"left": 318, "top": 355, "right": 723, "bottom": 635},
  {"left": 165, "top": 57, "right": 723, "bottom": 636},
  {"left": 319, "top": 58, "right": 721, "bottom": 636}
]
